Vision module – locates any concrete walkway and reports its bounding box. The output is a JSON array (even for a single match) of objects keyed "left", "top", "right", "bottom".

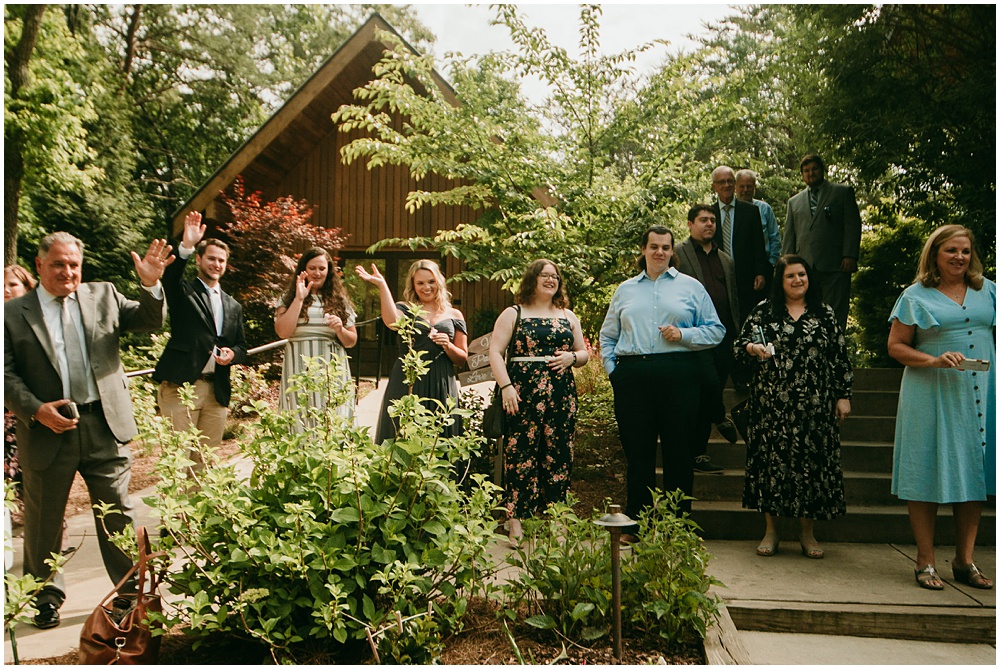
[{"left": 5, "top": 379, "right": 996, "bottom": 663}]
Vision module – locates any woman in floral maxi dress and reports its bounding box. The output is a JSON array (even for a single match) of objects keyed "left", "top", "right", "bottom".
[
  {"left": 734, "top": 255, "right": 853, "bottom": 559},
  {"left": 489, "top": 260, "right": 589, "bottom": 547}
]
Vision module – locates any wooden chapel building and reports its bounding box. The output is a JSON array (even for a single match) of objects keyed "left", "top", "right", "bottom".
[{"left": 170, "top": 14, "right": 508, "bottom": 374}]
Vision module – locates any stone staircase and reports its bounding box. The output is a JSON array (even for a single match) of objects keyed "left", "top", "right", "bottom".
[{"left": 690, "top": 368, "right": 996, "bottom": 545}]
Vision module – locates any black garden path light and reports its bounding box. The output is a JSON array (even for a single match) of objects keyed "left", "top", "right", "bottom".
[{"left": 593, "top": 504, "right": 633, "bottom": 663}]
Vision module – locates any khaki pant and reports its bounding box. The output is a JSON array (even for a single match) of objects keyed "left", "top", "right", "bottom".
[{"left": 157, "top": 379, "right": 228, "bottom": 474}]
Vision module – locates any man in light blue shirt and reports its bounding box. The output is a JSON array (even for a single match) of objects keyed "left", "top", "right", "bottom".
[
  {"left": 599, "top": 225, "right": 725, "bottom": 541},
  {"left": 736, "top": 169, "right": 781, "bottom": 266}
]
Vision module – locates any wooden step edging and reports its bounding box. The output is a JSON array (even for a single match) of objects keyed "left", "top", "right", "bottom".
[
  {"left": 723, "top": 600, "right": 996, "bottom": 645},
  {"left": 704, "top": 603, "right": 753, "bottom": 665}
]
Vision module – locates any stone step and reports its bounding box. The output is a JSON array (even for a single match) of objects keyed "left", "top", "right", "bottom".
[
  {"left": 714, "top": 416, "right": 899, "bottom": 443},
  {"left": 723, "top": 367, "right": 903, "bottom": 392},
  {"left": 690, "top": 500, "right": 996, "bottom": 545},
  {"left": 851, "top": 367, "right": 904, "bottom": 390},
  {"left": 705, "top": 440, "right": 895, "bottom": 473},
  {"left": 690, "top": 470, "right": 903, "bottom": 506},
  {"left": 709, "top": 415, "right": 896, "bottom": 443},
  {"left": 720, "top": 388, "right": 900, "bottom": 417},
  {"left": 724, "top": 601, "right": 995, "bottom": 645}
]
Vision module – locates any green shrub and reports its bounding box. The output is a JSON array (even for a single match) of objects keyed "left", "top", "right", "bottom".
[
  {"left": 142, "top": 313, "right": 501, "bottom": 663},
  {"left": 573, "top": 350, "right": 617, "bottom": 437},
  {"left": 621, "top": 490, "right": 722, "bottom": 647},
  {"left": 498, "top": 491, "right": 721, "bottom": 650},
  {"left": 853, "top": 210, "right": 930, "bottom": 367},
  {"left": 499, "top": 496, "right": 612, "bottom": 642}
]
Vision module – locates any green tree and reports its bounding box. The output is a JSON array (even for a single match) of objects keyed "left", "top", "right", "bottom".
[
  {"left": 794, "top": 4, "right": 995, "bottom": 271},
  {"left": 334, "top": 5, "right": 672, "bottom": 336},
  {"left": 5, "top": 5, "right": 103, "bottom": 266}
]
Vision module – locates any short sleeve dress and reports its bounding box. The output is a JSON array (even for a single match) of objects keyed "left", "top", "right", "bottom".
[
  {"left": 279, "top": 297, "right": 356, "bottom": 430},
  {"left": 375, "top": 303, "right": 467, "bottom": 443},
  {"left": 889, "top": 280, "right": 996, "bottom": 502}
]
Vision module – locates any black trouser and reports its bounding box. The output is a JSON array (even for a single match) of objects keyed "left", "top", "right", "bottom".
[
  {"left": 609, "top": 353, "right": 702, "bottom": 527},
  {"left": 694, "top": 336, "right": 734, "bottom": 458}
]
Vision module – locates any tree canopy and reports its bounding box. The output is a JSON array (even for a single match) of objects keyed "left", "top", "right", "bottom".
[{"left": 5, "top": 4, "right": 993, "bottom": 361}]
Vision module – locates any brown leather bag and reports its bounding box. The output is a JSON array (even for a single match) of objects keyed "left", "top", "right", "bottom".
[{"left": 79, "top": 526, "right": 164, "bottom": 664}]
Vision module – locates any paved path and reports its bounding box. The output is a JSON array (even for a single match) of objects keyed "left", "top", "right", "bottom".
[{"left": 5, "top": 379, "right": 996, "bottom": 663}]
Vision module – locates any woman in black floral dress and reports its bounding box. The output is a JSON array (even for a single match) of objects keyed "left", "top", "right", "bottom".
[
  {"left": 489, "top": 260, "right": 589, "bottom": 547},
  {"left": 734, "top": 255, "right": 852, "bottom": 559}
]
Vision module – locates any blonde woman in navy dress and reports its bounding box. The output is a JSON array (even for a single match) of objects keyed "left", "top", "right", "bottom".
[
  {"left": 888, "top": 225, "right": 994, "bottom": 590},
  {"left": 356, "top": 259, "right": 468, "bottom": 443},
  {"left": 489, "top": 259, "right": 588, "bottom": 546},
  {"left": 275, "top": 248, "right": 358, "bottom": 429}
]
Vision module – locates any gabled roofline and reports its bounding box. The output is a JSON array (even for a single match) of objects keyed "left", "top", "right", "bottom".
[{"left": 170, "top": 12, "right": 459, "bottom": 232}]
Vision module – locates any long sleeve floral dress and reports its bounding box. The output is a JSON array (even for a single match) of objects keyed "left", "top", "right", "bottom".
[
  {"left": 734, "top": 301, "right": 853, "bottom": 520},
  {"left": 504, "top": 317, "right": 577, "bottom": 519}
]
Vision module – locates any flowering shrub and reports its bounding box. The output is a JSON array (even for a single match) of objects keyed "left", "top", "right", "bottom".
[{"left": 143, "top": 314, "right": 500, "bottom": 663}]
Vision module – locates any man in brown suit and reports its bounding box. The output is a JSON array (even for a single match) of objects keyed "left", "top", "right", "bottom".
[
  {"left": 4, "top": 232, "right": 172, "bottom": 629},
  {"left": 675, "top": 205, "right": 742, "bottom": 474}
]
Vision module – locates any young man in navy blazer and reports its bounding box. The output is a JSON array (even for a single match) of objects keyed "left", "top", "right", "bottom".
[{"left": 153, "top": 212, "right": 246, "bottom": 472}]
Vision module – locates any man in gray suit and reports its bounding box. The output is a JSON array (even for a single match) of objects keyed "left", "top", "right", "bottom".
[
  {"left": 675, "top": 205, "right": 741, "bottom": 474},
  {"left": 782, "top": 154, "right": 862, "bottom": 330},
  {"left": 4, "top": 232, "right": 172, "bottom": 629}
]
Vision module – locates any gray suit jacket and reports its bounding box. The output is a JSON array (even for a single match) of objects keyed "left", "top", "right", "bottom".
[
  {"left": 4, "top": 283, "right": 165, "bottom": 470},
  {"left": 782, "top": 180, "right": 862, "bottom": 273},
  {"left": 674, "top": 238, "right": 741, "bottom": 334}
]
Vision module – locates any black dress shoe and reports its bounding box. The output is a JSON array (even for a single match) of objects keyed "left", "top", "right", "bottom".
[
  {"left": 716, "top": 417, "right": 740, "bottom": 444},
  {"left": 33, "top": 602, "right": 61, "bottom": 629},
  {"left": 693, "top": 455, "right": 724, "bottom": 474}
]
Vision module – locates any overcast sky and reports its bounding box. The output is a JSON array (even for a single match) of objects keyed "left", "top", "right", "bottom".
[{"left": 410, "top": 3, "right": 735, "bottom": 99}]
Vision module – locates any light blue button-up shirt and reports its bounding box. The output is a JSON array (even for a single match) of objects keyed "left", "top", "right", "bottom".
[
  {"left": 599, "top": 267, "right": 726, "bottom": 375},
  {"left": 753, "top": 198, "right": 782, "bottom": 265}
]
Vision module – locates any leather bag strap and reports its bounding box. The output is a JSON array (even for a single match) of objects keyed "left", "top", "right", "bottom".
[
  {"left": 98, "top": 526, "right": 166, "bottom": 608},
  {"left": 504, "top": 306, "right": 521, "bottom": 363}
]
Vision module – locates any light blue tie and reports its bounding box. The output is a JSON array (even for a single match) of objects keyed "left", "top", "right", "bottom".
[{"left": 721, "top": 205, "right": 733, "bottom": 255}]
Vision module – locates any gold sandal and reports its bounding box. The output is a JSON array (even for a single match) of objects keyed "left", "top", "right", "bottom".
[
  {"left": 915, "top": 564, "right": 944, "bottom": 590},
  {"left": 952, "top": 563, "right": 993, "bottom": 589}
]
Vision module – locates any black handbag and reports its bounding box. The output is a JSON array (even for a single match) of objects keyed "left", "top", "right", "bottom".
[
  {"left": 729, "top": 398, "right": 750, "bottom": 444},
  {"left": 482, "top": 306, "right": 521, "bottom": 440}
]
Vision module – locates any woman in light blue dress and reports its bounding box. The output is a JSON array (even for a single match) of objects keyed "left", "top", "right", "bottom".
[
  {"left": 275, "top": 248, "right": 358, "bottom": 430},
  {"left": 888, "top": 225, "right": 994, "bottom": 591}
]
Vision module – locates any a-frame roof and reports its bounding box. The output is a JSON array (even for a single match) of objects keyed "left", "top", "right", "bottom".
[{"left": 170, "top": 13, "right": 458, "bottom": 235}]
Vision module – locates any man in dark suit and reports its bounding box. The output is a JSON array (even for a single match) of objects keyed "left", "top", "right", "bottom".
[
  {"left": 782, "top": 153, "right": 862, "bottom": 330},
  {"left": 710, "top": 166, "right": 770, "bottom": 324},
  {"left": 4, "top": 232, "right": 171, "bottom": 629},
  {"left": 675, "top": 205, "right": 742, "bottom": 474},
  {"left": 153, "top": 211, "right": 246, "bottom": 472}
]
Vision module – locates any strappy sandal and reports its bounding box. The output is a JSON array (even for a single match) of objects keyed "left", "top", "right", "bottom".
[
  {"left": 952, "top": 563, "right": 993, "bottom": 589},
  {"left": 914, "top": 564, "right": 944, "bottom": 590},
  {"left": 800, "top": 542, "right": 824, "bottom": 559},
  {"left": 756, "top": 538, "right": 779, "bottom": 557}
]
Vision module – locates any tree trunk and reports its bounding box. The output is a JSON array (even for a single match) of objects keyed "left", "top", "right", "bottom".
[{"left": 4, "top": 4, "right": 47, "bottom": 265}]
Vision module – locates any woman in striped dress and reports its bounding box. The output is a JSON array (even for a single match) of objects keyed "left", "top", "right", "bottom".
[{"left": 275, "top": 248, "right": 358, "bottom": 429}]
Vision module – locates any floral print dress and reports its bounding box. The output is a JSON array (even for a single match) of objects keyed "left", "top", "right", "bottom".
[
  {"left": 734, "top": 301, "right": 852, "bottom": 520},
  {"left": 504, "top": 317, "right": 577, "bottom": 519}
]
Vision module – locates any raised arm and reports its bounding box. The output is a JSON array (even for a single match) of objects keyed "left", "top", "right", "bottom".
[
  {"left": 130, "top": 238, "right": 175, "bottom": 288},
  {"left": 354, "top": 263, "right": 402, "bottom": 329}
]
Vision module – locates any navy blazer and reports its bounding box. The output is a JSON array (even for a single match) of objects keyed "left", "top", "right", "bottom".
[{"left": 152, "top": 251, "right": 246, "bottom": 407}]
